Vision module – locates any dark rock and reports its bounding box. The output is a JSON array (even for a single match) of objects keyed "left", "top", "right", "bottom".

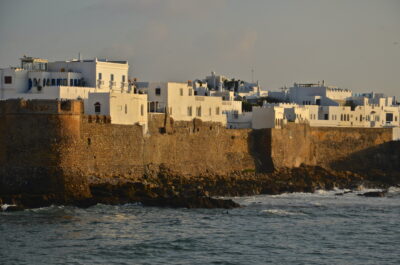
[
  {"left": 142, "top": 196, "right": 240, "bottom": 209},
  {"left": 358, "top": 191, "right": 387, "bottom": 197}
]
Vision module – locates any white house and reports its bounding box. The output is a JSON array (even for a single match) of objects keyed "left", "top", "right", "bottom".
[
  {"left": 267, "top": 81, "right": 352, "bottom": 106},
  {"left": 0, "top": 56, "right": 131, "bottom": 101},
  {"left": 138, "top": 81, "right": 243, "bottom": 126},
  {"left": 253, "top": 99, "right": 400, "bottom": 129},
  {"left": 86, "top": 91, "right": 148, "bottom": 131},
  {"left": 1, "top": 56, "right": 150, "bottom": 129}
]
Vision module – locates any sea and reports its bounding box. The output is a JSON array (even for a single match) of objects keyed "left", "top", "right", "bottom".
[{"left": 1, "top": 188, "right": 400, "bottom": 265}]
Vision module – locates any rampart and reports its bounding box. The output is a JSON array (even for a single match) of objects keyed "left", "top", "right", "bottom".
[{"left": 0, "top": 99, "right": 397, "bottom": 202}]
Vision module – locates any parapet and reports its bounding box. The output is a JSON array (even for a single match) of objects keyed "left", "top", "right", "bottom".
[{"left": 0, "top": 99, "right": 84, "bottom": 115}]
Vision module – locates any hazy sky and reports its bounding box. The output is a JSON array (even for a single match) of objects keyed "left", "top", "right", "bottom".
[{"left": 0, "top": 0, "right": 399, "bottom": 95}]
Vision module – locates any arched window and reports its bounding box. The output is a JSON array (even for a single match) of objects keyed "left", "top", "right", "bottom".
[
  {"left": 28, "top": 79, "right": 32, "bottom": 90},
  {"left": 33, "top": 78, "right": 38, "bottom": 86},
  {"left": 94, "top": 102, "right": 101, "bottom": 113},
  {"left": 43, "top": 79, "right": 46, "bottom": 87},
  {"left": 46, "top": 79, "right": 50, "bottom": 86}
]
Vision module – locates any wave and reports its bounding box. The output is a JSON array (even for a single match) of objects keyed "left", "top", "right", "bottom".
[
  {"left": 1, "top": 204, "right": 17, "bottom": 211},
  {"left": 260, "top": 209, "right": 305, "bottom": 216}
]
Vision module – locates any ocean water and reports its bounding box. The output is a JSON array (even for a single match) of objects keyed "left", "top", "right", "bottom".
[{"left": 1, "top": 188, "right": 400, "bottom": 265}]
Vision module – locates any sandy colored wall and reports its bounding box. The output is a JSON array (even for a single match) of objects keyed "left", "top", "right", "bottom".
[{"left": 0, "top": 99, "right": 395, "bottom": 202}]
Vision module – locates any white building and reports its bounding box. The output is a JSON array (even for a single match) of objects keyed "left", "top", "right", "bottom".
[
  {"left": 267, "top": 81, "right": 352, "bottom": 106},
  {"left": 0, "top": 56, "right": 131, "bottom": 101},
  {"left": 86, "top": 91, "right": 148, "bottom": 131},
  {"left": 1, "top": 56, "right": 149, "bottom": 129},
  {"left": 252, "top": 103, "right": 314, "bottom": 129},
  {"left": 138, "top": 81, "right": 243, "bottom": 126},
  {"left": 194, "top": 71, "right": 266, "bottom": 100},
  {"left": 252, "top": 98, "right": 400, "bottom": 129}
]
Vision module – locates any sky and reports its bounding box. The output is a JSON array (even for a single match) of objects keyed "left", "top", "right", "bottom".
[{"left": 0, "top": 0, "right": 399, "bottom": 96}]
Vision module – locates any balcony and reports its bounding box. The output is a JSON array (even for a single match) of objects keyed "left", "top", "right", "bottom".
[
  {"left": 109, "top": 81, "right": 116, "bottom": 89},
  {"left": 121, "top": 82, "right": 129, "bottom": 89},
  {"left": 97, "top": 79, "right": 104, "bottom": 88}
]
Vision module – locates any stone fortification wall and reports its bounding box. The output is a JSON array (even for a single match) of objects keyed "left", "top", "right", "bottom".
[
  {"left": 0, "top": 99, "right": 396, "bottom": 203},
  {"left": 270, "top": 123, "right": 392, "bottom": 170},
  {"left": 0, "top": 100, "right": 90, "bottom": 202},
  {"left": 62, "top": 113, "right": 257, "bottom": 180}
]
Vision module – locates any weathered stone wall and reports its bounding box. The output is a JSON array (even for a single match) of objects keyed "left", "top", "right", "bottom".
[
  {"left": 63, "top": 113, "right": 257, "bottom": 180},
  {"left": 0, "top": 100, "right": 90, "bottom": 201},
  {"left": 270, "top": 123, "right": 393, "bottom": 169},
  {"left": 0, "top": 99, "right": 396, "bottom": 203}
]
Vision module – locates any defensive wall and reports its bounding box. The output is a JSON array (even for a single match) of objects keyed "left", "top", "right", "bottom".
[{"left": 0, "top": 99, "right": 396, "bottom": 201}]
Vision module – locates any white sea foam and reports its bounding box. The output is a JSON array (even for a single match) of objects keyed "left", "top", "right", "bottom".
[
  {"left": 260, "top": 209, "right": 304, "bottom": 216},
  {"left": 1, "top": 204, "right": 16, "bottom": 211}
]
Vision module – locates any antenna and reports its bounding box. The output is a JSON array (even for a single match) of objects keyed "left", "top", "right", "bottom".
[{"left": 251, "top": 67, "right": 254, "bottom": 83}]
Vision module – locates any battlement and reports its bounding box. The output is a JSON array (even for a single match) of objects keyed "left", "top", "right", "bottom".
[{"left": 0, "top": 99, "right": 84, "bottom": 115}]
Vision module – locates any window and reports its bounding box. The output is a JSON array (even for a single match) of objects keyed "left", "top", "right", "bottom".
[
  {"left": 141, "top": 104, "right": 144, "bottom": 116},
  {"left": 51, "top": 79, "right": 56, "bottom": 86},
  {"left": 189, "top": 89, "right": 193, "bottom": 96},
  {"left": 74, "top": 79, "right": 78, "bottom": 86},
  {"left": 196, "top": 106, "right": 202, "bottom": 117},
  {"left": 125, "top": 104, "right": 128, "bottom": 114},
  {"left": 187, "top": 106, "right": 192, "bottom": 116},
  {"left": 63, "top": 79, "right": 67, "bottom": 86},
  {"left": 180, "top": 88, "right": 183, "bottom": 96},
  {"left": 216, "top": 107, "right": 220, "bottom": 115},
  {"left": 43, "top": 79, "right": 46, "bottom": 87},
  {"left": 155, "top": 88, "right": 161, "bottom": 95},
  {"left": 98, "top": 73, "right": 102, "bottom": 80},
  {"left": 110, "top": 74, "right": 114, "bottom": 81},
  {"left": 70, "top": 79, "right": 73, "bottom": 86},
  {"left": 386, "top": 113, "right": 393, "bottom": 122},
  {"left": 122, "top": 75, "right": 126, "bottom": 82},
  {"left": 94, "top": 102, "right": 101, "bottom": 113}
]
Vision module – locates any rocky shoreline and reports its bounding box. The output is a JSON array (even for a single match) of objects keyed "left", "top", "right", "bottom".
[{"left": 1, "top": 165, "right": 399, "bottom": 211}]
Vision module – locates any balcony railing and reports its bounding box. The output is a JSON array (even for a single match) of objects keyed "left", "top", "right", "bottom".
[
  {"left": 97, "top": 80, "right": 104, "bottom": 88},
  {"left": 109, "top": 81, "right": 116, "bottom": 88}
]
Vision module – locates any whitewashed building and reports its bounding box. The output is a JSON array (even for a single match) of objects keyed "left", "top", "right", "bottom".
[
  {"left": 268, "top": 81, "right": 352, "bottom": 106},
  {"left": 0, "top": 56, "right": 132, "bottom": 100},
  {"left": 0, "top": 56, "right": 148, "bottom": 128},
  {"left": 86, "top": 91, "right": 148, "bottom": 131},
  {"left": 252, "top": 99, "right": 400, "bottom": 129},
  {"left": 137, "top": 81, "right": 243, "bottom": 126}
]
